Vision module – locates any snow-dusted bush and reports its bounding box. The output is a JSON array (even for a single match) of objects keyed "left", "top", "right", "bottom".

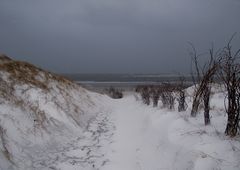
[{"left": 107, "top": 87, "right": 123, "bottom": 99}]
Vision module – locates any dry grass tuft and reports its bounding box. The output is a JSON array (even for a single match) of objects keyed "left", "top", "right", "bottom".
[
  {"left": 0, "top": 55, "right": 75, "bottom": 90},
  {"left": 0, "top": 54, "right": 12, "bottom": 64},
  {"left": 0, "top": 55, "right": 79, "bottom": 130},
  {"left": 0, "top": 61, "right": 49, "bottom": 90}
]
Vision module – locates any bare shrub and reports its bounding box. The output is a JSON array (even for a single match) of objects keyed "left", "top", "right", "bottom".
[
  {"left": 136, "top": 85, "right": 151, "bottom": 105},
  {"left": 151, "top": 86, "right": 161, "bottom": 107},
  {"left": 141, "top": 86, "right": 151, "bottom": 105},
  {"left": 136, "top": 84, "right": 176, "bottom": 109},
  {"left": 219, "top": 35, "right": 240, "bottom": 136},
  {"left": 165, "top": 92, "right": 175, "bottom": 109},
  {"left": 203, "top": 86, "right": 211, "bottom": 125},
  {"left": 189, "top": 43, "right": 219, "bottom": 126},
  {"left": 176, "top": 77, "right": 187, "bottom": 112},
  {"left": 159, "top": 83, "right": 175, "bottom": 110},
  {"left": 107, "top": 87, "right": 123, "bottom": 99}
]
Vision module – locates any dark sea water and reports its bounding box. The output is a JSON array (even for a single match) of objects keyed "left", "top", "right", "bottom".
[
  {"left": 62, "top": 74, "right": 193, "bottom": 92},
  {"left": 63, "top": 73, "right": 193, "bottom": 83}
]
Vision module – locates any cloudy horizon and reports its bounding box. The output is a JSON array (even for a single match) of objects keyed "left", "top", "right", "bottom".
[{"left": 1, "top": 0, "right": 240, "bottom": 74}]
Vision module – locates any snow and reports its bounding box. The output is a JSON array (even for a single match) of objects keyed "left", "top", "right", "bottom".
[
  {"left": 0, "top": 65, "right": 113, "bottom": 169},
  {"left": 0, "top": 67, "right": 240, "bottom": 170},
  {"left": 102, "top": 93, "right": 240, "bottom": 170}
]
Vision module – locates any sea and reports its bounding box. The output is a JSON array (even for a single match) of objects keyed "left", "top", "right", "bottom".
[{"left": 62, "top": 74, "right": 193, "bottom": 92}]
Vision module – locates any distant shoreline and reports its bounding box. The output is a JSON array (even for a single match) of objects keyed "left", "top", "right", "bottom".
[{"left": 62, "top": 73, "right": 193, "bottom": 82}]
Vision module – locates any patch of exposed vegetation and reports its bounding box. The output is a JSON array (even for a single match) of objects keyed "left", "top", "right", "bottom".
[
  {"left": 0, "top": 55, "right": 83, "bottom": 130},
  {"left": 0, "top": 54, "right": 12, "bottom": 63},
  {"left": 136, "top": 83, "right": 188, "bottom": 110},
  {"left": 0, "top": 55, "right": 74, "bottom": 91},
  {"left": 106, "top": 87, "right": 123, "bottom": 99}
]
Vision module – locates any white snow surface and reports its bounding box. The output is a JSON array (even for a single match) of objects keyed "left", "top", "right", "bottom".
[
  {"left": 0, "top": 68, "right": 240, "bottom": 170},
  {"left": 0, "top": 67, "right": 112, "bottom": 170},
  {"left": 102, "top": 92, "right": 240, "bottom": 170}
]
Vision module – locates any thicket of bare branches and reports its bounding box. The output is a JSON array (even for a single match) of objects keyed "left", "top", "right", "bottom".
[
  {"left": 150, "top": 86, "right": 161, "bottom": 107},
  {"left": 160, "top": 84, "right": 175, "bottom": 109},
  {"left": 136, "top": 86, "right": 151, "bottom": 105},
  {"left": 136, "top": 84, "right": 177, "bottom": 110},
  {"left": 189, "top": 35, "right": 240, "bottom": 135},
  {"left": 218, "top": 36, "right": 240, "bottom": 136},
  {"left": 176, "top": 77, "right": 187, "bottom": 112},
  {"left": 107, "top": 87, "right": 123, "bottom": 99},
  {"left": 135, "top": 36, "right": 240, "bottom": 137},
  {"left": 189, "top": 44, "right": 219, "bottom": 125}
]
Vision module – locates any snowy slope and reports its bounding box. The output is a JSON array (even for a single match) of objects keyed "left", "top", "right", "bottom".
[{"left": 0, "top": 55, "right": 111, "bottom": 170}]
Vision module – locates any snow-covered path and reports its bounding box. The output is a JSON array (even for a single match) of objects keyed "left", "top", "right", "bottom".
[
  {"left": 101, "top": 94, "right": 240, "bottom": 170},
  {"left": 103, "top": 95, "right": 151, "bottom": 170},
  {"left": 103, "top": 94, "right": 183, "bottom": 170}
]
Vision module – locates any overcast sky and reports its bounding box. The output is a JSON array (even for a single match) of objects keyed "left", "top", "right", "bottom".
[{"left": 0, "top": 0, "right": 240, "bottom": 74}]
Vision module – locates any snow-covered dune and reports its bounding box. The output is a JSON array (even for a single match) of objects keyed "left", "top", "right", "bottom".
[{"left": 0, "top": 55, "right": 110, "bottom": 169}]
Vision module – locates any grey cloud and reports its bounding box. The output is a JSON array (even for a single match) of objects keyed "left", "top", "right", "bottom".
[{"left": 0, "top": 0, "right": 240, "bottom": 73}]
